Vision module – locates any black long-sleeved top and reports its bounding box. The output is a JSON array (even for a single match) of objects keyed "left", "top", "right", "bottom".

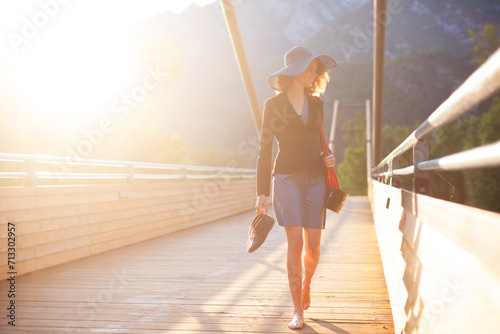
[{"left": 256, "top": 93, "right": 326, "bottom": 196}]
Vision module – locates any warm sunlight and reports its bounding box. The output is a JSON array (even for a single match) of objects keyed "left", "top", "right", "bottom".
[
  {"left": 1, "top": 1, "right": 499, "bottom": 333},
  {"left": 10, "top": 25, "right": 125, "bottom": 124},
  {"left": 1, "top": 0, "right": 215, "bottom": 126}
]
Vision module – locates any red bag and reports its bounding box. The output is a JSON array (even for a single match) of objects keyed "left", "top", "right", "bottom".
[
  {"left": 318, "top": 117, "right": 339, "bottom": 190},
  {"left": 318, "top": 116, "right": 349, "bottom": 214}
]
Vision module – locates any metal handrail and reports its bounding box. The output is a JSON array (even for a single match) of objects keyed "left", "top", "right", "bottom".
[
  {"left": 417, "top": 140, "right": 500, "bottom": 172},
  {"left": 38, "top": 172, "right": 129, "bottom": 179},
  {"left": 0, "top": 153, "right": 255, "bottom": 172},
  {"left": 0, "top": 152, "right": 256, "bottom": 186},
  {"left": 0, "top": 172, "right": 28, "bottom": 178},
  {"left": 372, "top": 166, "right": 415, "bottom": 178},
  {"left": 373, "top": 47, "right": 500, "bottom": 173}
]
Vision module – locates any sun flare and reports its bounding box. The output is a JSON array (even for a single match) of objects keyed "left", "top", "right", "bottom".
[{"left": 8, "top": 13, "right": 128, "bottom": 126}]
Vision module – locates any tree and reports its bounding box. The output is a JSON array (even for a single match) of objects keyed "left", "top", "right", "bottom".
[
  {"left": 468, "top": 24, "right": 500, "bottom": 66},
  {"left": 337, "top": 112, "right": 367, "bottom": 195},
  {"left": 337, "top": 23, "right": 500, "bottom": 211},
  {"left": 337, "top": 112, "right": 413, "bottom": 195},
  {"left": 462, "top": 97, "right": 500, "bottom": 211},
  {"left": 429, "top": 24, "right": 500, "bottom": 212},
  {"left": 463, "top": 24, "right": 500, "bottom": 212}
]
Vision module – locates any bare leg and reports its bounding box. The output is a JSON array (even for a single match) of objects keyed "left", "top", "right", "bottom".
[
  {"left": 302, "top": 227, "right": 322, "bottom": 310},
  {"left": 284, "top": 226, "right": 304, "bottom": 330}
]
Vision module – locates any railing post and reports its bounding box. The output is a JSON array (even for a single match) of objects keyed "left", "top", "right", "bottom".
[
  {"left": 25, "top": 160, "right": 38, "bottom": 187},
  {"left": 413, "top": 140, "right": 429, "bottom": 195},
  {"left": 329, "top": 100, "right": 340, "bottom": 156},
  {"left": 127, "top": 165, "right": 135, "bottom": 184},
  {"left": 392, "top": 158, "right": 399, "bottom": 188},
  {"left": 365, "top": 100, "right": 373, "bottom": 183},
  {"left": 380, "top": 164, "right": 388, "bottom": 184}
]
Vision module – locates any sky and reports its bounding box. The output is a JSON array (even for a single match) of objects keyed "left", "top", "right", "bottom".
[
  {"left": 0, "top": 0, "right": 218, "bottom": 124},
  {"left": 0, "top": 0, "right": 218, "bottom": 60}
]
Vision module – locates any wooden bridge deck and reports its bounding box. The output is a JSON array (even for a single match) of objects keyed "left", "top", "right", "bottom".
[{"left": 0, "top": 196, "right": 394, "bottom": 333}]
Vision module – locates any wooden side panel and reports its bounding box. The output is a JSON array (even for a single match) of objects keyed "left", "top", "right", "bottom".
[
  {"left": 0, "top": 197, "right": 394, "bottom": 333},
  {"left": 370, "top": 180, "right": 500, "bottom": 334},
  {"left": 370, "top": 181, "right": 407, "bottom": 333},
  {"left": 0, "top": 178, "right": 256, "bottom": 279}
]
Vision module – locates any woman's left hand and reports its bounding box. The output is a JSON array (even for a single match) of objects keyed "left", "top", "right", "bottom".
[{"left": 321, "top": 152, "right": 336, "bottom": 168}]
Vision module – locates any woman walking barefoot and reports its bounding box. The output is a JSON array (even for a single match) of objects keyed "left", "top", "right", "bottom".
[{"left": 255, "top": 46, "right": 337, "bottom": 330}]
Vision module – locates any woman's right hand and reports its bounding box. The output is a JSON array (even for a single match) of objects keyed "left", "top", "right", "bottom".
[{"left": 255, "top": 195, "right": 269, "bottom": 215}]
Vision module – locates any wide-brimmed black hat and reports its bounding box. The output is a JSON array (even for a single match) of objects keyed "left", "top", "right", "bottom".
[{"left": 268, "top": 45, "right": 337, "bottom": 91}]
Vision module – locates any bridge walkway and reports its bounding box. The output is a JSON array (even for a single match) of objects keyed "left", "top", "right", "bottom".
[{"left": 1, "top": 196, "right": 393, "bottom": 333}]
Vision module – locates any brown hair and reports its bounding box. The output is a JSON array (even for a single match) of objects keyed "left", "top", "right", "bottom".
[{"left": 274, "top": 60, "right": 330, "bottom": 96}]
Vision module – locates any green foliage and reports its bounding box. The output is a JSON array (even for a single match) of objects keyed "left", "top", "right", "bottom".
[
  {"left": 337, "top": 112, "right": 367, "bottom": 195},
  {"left": 478, "top": 97, "right": 500, "bottom": 143},
  {"left": 381, "top": 123, "right": 416, "bottom": 159},
  {"left": 427, "top": 24, "right": 500, "bottom": 212},
  {"left": 157, "top": 133, "right": 192, "bottom": 164},
  {"left": 338, "top": 145, "right": 367, "bottom": 195},
  {"left": 461, "top": 97, "right": 500, "bottom": 211},
  {"left": 428, "top": 118, "right": 471, "bottom": 203},
  {"left": 324, "top": 23, "right": 500, "bottom": 209},
  {"left": 329, "top": 23, "right": 500, "bottom": 211},
  {"left": 429, "top": 97, "right": 500, "bottom": 211},
  {"left": 337, "top": 112, "right": 414, "bottom": 195},
  {"left": 468, "top": 24, "right": 500, "bottom": 66}
]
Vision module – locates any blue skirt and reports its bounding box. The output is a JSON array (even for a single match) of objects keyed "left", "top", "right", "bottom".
[{"left": 272, "top": 170, "right": 327, "bottom": 229}]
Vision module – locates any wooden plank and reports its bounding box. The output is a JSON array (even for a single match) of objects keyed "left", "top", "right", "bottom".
[
  {"left": 368, "top": 181, "right": 407, "bottom": 333},
  {"left": 119, "top": 180, "right": 253, "bottom": 202},
  {"left": 0, "top": 193, "right": 91, "bottom": 212},
  {"left": 15, "top": 215, "right": 91, "bottom": 236},
  {"left": 85, "top": 186, "right": 254, "bottom": 213},
  {"left": 0, "top": 235, "right": 90, "bottom": 264},
  {"left": 87, "top": 189, "right": 253, "bottom": 254},
  {"left": 0, "top": 186, "right": 36, "bottom": 197},
  {"left": 0, "top": 196, "right": 394, "bottom": 333},
  {"left": 1, "top": 320, "right": 392, "bottom": 334},
  {"left": 87, "top": 184, "right": 254, "bottom": 223},
  {"left": 7, "top": 225, "right": 90, "bottom": 250},
  {"left": 87, "top": 189, "right": 254, "bottom": 234},
  {"left": 35, "top": 184, "right": 125, "bottom": 196},
  {"left": 0, "top": 245, "right": 91, "bottom": 277},
  {"left": 0, "top": 180, "right": 252, "bottom": 214},
  {"left": 370, "top": 180, "right": 500, "bottom": 334},
  {"left": 400, "top": 189, "right": 500, "bottom": 277},
  {"left": 88, "top": 200, "right": 255, "bottom": 255},
  {"left": 0, "top": 203, "right": 91, "bottom": 225},
  {"left": 0, "top": 180, "right": 255, "bottom": 279}
]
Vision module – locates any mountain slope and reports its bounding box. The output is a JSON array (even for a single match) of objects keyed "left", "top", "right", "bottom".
[{"left": 127, "top": 0, "right": 500, "bottom": 156}]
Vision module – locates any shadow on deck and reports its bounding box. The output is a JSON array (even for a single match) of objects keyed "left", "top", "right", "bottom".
[{"left": 0, "top": 196, "right": 394, "bottom": 333}]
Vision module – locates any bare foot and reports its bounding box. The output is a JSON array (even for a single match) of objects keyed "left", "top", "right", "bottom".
[
  {"left": 302, "top": 280, "right": 311, "bottom": 310},
  {"left": 288, "top": 312, "right": 304, "bottom": 330}
]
